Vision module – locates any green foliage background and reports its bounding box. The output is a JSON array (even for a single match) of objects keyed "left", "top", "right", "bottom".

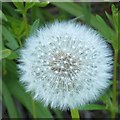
[{"left": 1, "top": 1, "right": 120, "bottom": 119}]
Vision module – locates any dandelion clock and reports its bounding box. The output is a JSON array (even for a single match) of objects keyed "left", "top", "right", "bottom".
[{"left": 18, "top": 21, "right": 113, "bottom": 110}]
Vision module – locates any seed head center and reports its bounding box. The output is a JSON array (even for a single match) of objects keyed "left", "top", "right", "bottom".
[{"left": 49, "top": 51, "right": 80, "bottom": 76}]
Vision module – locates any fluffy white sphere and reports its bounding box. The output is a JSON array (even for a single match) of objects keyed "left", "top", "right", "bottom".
[{"left": 18, "top": 21, "right": 113, "bottom": 110}]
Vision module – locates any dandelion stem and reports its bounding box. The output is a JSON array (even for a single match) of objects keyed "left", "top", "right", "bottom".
[
  {"left": 32, "top": 100, "right": 36, "bottom": 118},
  {"left": 112, "top": 49, "right": 118, "bottom": 118},
  {"left": 71, "top": 109, "right": 80, "bottom": 120}
]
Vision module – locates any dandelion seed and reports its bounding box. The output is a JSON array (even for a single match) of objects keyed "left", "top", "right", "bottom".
[
  {"left": 18, "top": 21, "right": 113, "bottom": 110},
  {"left": 53, "top": 57, "right": 56, "bottom": 61}
]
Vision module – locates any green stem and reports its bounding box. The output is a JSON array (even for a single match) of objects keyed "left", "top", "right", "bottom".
[
  {"left": 17, "top": 37, "right": 22, "bottom": 48},
  {"left": 32, "top": 100, "right": 36, "bottom": 118},
  {"left": 112, "top": 49, "right": 118, "bottom": 118},
  {"left": 23, "top": 10, "right": 29, "bottom": 36},
  {"left": 71, "top": 109, "right": 80, "bottom": 120}
]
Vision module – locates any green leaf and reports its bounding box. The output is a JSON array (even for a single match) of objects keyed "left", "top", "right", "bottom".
[
  {"left": 25, "top": 2, "right": 36, "bottom": 10},
  {"left": 30, "top": 19, "right": 39, "bottom": 36},
  {"left": 6, "top": 15, "right": 22, "bottom": 24},
  {"left": 35, "top": 1, "right": 50, "bottom": 7},
  {"left": 77, "top": 104, "right": 106, "bottom": 110},
  {"left": 0, "top": 49, "right": 11, "bottom": 59},
  {"left": 105, "top": 11, "right": 114, "bottom": 28},
  {"left": 100, "top": 90, "right": 113, "bottom": 110},
  {"left": 52, "top": 2, "right": 84, "bottom": 19},
  {"left": 12, "top": 1, "right": 24, "bottom": 11},
  {"left": 111, "top": 4, "right": 119, "bottom": 50},
  {"left": 81, "top": 3, "right": 91, "bottom": 24},
  {"left": 3, "top": 3, "right": 20, "bottom": 18},
  {"left": 4, "top": 61, "right": 53, "bottom": 118},
  {"left": 2, "top": 81, "right": 19, "bottom": 118},
  {"left": 11, "top": 21, "right": 25, "bottom": 36},
  {"left": 6, "top": 16, "right": 24, "bottom": 36},
  {"left": 96, "top": 15, "right": 114, "bottom": 44},
  {"left": 31, "top": 7, "right": 48, "bottom": 25},
  {"left": 0, "top": 10, "right": 7, "bottom": 21},
  {"left": 2, "top": 26, "right": 19, "bottom": 50},
  {"left": 112, "top": 4, "right": 118, "bottom": 30},
  {"left": 7, "top": 51, "right": 19, "bottom": 60}
]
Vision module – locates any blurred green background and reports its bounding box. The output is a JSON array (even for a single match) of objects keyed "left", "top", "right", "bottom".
[{"left": 1, "top": 1, "right": 120, "bottom": 119}]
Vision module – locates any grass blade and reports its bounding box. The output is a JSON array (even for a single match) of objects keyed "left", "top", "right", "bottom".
[
  {"left": 96, "top": 15, "right": 114, "bottom": 43},
  {"left": 2, "top": 81, "right": 19, "bottom": 118},
  {"left": 77, "top": 104, "right": 106, "bottom": 110}
]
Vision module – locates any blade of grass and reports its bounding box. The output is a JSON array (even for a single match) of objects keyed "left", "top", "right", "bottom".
[
  {"left": 105, "top": 11, "right": 114, "bottom": 28},
  {"left": 77, "top": 104, "right": 106, "bottom": 110},
  {"left": 0, "top": 10, "right": 8, "bottom": 21},
  {"left": 2, "top": 81, "right": 19, "bottom": 118},
  {"left": 96, "top": 15, "right": 114, "bottom": 43},
  {"left": 81, "top": 3, "right": 91, "bottom": 24}
]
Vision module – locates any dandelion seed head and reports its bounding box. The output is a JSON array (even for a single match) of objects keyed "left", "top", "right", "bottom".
[{"left": 19, "top": 21, "right": 113, "bottom": 110}]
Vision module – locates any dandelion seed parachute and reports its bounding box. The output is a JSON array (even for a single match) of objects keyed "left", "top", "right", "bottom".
[{"left": 18, "top": 21, "right": 113, "bottom": 110}]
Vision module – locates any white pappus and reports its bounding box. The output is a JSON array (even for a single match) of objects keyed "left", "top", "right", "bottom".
[{"left": 18, "top": 21, "right": 113, "bottom": 110}]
